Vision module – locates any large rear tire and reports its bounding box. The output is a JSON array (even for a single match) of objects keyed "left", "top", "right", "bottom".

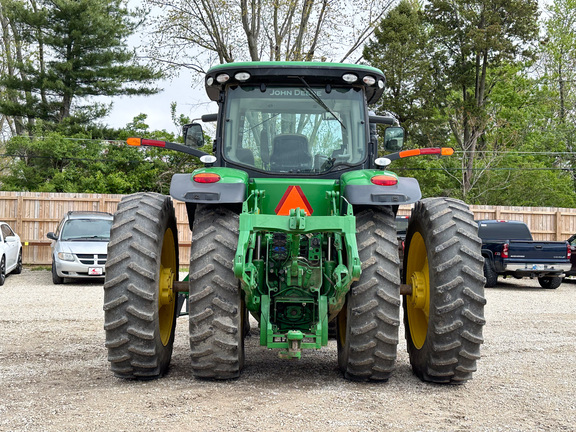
[
  {"left": 104, "top": 193, "right": 179, "bottom": 379},
  {"left": 403, "top": 198, "right": 486, "bottom": 384},
  {"left": 337, "top": 207, "right": 401, "bottom": 381},
  {"left": 188, "top": 205, "right": 244, "bottom": 380}
]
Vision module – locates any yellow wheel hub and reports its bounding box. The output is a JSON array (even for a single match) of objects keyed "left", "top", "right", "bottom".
[
  {"left": 405, "top": 231, "right": 430, "bottom": 350},
  {"left": 158, "top": 227, "right": 177, "bottom": 346},
  {"left": 159, "top": 267, "right": 175, "bottom": 307}
]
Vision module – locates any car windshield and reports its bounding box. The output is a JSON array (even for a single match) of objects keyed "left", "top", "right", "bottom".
[
  {"left": 222, "top": 85, "right": 367, "bottom": 174},
  {"left": 61, "top": 219, "right": 112, "bottom": 241}
]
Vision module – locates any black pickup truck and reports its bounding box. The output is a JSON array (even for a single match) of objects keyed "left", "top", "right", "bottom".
[{"left": 478, "top": 220, "right": 571, "bottom": 289}]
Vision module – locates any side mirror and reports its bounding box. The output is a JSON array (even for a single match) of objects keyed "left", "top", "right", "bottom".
[
  {"left": 183, "top": 123, "right": 204, "bottom": 148},
  {"left": 5, "top": 235, "right": 17, "bottom": 243},
  {"left": 384, "top": 126, "right": 405, "bottom": 152},
  {"left": 47, "top": 232, "right": 57, "bottom": 241}
]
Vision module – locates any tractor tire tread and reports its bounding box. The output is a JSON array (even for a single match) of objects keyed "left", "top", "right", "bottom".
[
  {"left": 188, "top": 205, "right": 244, "bottom": 380},
  {"left": 404, "top": 198, "right": 486, "bottom": 384},
  {"left": 104, "top": 192, "right": 178, "bottom": 379},
  {"left": 338, "top": 207, "right": 400, "bottom": 382}
]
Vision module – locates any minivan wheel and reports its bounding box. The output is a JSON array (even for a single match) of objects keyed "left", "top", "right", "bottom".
[{"left": 52, "top": 259, "right": 64, "bottom": 284}]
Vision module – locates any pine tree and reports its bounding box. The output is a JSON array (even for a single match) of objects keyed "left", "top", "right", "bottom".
[{"left": 0, "top": 0, "right": 162, "bottom": 133}]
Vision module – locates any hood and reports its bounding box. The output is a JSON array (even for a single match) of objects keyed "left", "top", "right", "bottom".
[{"left": 58, "top": 241, "right": 109, "bottom": 255}]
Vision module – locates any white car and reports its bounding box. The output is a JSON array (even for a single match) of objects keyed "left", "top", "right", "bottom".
[{"left": 0, "top": 222, "right": 23, "bottom": 285}]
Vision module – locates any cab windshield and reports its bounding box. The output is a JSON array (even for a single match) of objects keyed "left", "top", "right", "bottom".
[{"left": 223, "top": 86, "right": 367, "bottom": 174}]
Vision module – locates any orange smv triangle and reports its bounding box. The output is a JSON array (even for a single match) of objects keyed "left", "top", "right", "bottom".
[{"left": 275, "top": 185, "right": 314, "bottom": 216}]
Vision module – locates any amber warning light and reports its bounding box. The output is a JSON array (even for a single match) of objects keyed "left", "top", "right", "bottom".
[
  {"left": 385, "top": 147, "right": 454, "bottom": 162},
  {"left": 399, "top": 147, "right": 453, "bottom": 158},
  {"left": 126, "top": 137, "right": 166, "bottom": 148}
]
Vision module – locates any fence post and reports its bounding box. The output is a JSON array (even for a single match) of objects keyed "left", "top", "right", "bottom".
[{"left": 16, "top": 194, "right": 23, "bottom": 235}]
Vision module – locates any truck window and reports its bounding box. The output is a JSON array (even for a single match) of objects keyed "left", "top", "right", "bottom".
[{"left": 477, "top": 222, "right": 533, "bottom": 241}]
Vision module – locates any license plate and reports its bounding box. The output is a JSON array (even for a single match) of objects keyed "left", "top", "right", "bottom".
[
  {"left": 531, "top": 265, "right": 544, "bottom": 270},
  {"left": 88, "top": 267, "right": 103, "bottom": 276}
]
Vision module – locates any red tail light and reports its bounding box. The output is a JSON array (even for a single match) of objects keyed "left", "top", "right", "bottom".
[
  {"left": 502, "top": 243, "right": 509, "bottom": 259},
  {"left": 141, "top": 139, "right": 166, "bottom": 147},
  {"left": 193, "top": 173, "right": 221, "bottom": 183},
  {"left": 567, "top": 243, "right": 572, "bottom": 260},
  {"left": 371, "top": 175, "right": 398, "bottom": 186}
]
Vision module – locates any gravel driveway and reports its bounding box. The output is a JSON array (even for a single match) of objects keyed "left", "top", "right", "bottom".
[{"left": 1, "top": 269, "right": 575, "bottom": 431}]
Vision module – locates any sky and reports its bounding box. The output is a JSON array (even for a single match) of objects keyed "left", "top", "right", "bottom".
[
  {"left": 101, "top": 68, "right": 217, "bottom": 135},
  {"left": 100, "top": 1, "right": 218, "bottom": 135},
  {"left": 102, "top": 0, "right": 554, "bottom": 135}
]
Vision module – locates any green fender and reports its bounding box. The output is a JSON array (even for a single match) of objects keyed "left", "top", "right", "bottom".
[
  {"left": 170, "top": 167, "right": 249, "bottom": 204},
  {"left": 340, "top": 169, "right": 422, "bottom": 206}
]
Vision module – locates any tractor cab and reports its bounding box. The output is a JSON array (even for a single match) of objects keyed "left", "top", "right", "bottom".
[{"left": 183, "top": 62, "right": 403, "bottom": 178}]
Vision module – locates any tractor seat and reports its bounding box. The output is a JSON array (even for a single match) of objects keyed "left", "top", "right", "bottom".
[
  {"left": 236, "top": 148, "right": 255, "bottom": 166},
  {"left": 270, "top": 134, "right": 312, "bottom": 171}
]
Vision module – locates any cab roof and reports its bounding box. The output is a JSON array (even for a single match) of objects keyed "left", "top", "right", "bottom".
[{"left": 205, "top": 62, "right": 386, "bottom": 104}]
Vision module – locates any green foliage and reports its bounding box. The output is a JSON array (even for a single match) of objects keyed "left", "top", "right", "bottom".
[
  {"left": 363, "top": 0, "right": 576, "bottom": 207},
  {"left": 0, "top": 114, "right": 202, "bottom": 194},
  {"left": 0, "top": 0, "right": 162, "bottom": 133},
  {"left": 363, "top": 1, "right": 448, "bottom": 147}
]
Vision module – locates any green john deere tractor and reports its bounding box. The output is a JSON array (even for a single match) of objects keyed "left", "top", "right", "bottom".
[{"left": 103, "top": 62, "right": 486, "bottom": 383}]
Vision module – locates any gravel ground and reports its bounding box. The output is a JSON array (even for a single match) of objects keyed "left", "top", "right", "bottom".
[{"left": 1, "top": 269, "right": 575, "bottom": 432}]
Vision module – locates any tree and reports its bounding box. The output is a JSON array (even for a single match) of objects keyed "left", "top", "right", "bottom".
[
  {"left": 538, "top": 0, "right": 576, "bottom": 188},
  {"left": 144, "top": 0, "right": 395, "bottom": 74},
  {"left": 0, "top": 0, "right": 162, "bottom": 135},
  {"left": 425, "top": 0, "right": 539, "bottom": 200},
  {"left": 363, "top": 0, "right": 448, "bottom": 148},
  {"left": 0, "top": 1, "right": 31, "bottom": 136},
  {"left": 0, "top": 113, "right": 205, "bottom": 194}
]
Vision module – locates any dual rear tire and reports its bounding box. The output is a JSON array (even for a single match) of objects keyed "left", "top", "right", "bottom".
[
  {"left": 104, "top": 193, "right": 179, "bottom": 379},
  {"left": 104, "top": 197, "right": 245, "bottom": 381},
  {"left": 337, "top": 198, "right": 486, "bottom": 384},
  {"left": 403, "top": 198, "right": 486, "bottom": 383},
  {"left": 103, "top": 194, "right": 485, "bottom": 384},
  {"left": 336, "top": 207, "right": 400, "bottom": 381}
]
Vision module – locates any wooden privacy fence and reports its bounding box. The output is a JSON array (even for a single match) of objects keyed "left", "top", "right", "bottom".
[
  {"left": 2, "top": 191, "right": 576, "bottom": 265},
  {"left": 0, "top": 192, "right": 192, "bottom": 265}
]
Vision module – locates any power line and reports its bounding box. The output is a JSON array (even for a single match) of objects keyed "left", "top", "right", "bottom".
[
  {"left": 454, "top": 151, "right": 576, "bottom": 155},
  {"left": 0, "top": 153, "right": 572, "bottom": 171},
  {"left": 0, "top": 153, "right": 156, "bottom": 164},
  {"left": 398, "top": 167, "right": 575, "bottom": 171}
]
